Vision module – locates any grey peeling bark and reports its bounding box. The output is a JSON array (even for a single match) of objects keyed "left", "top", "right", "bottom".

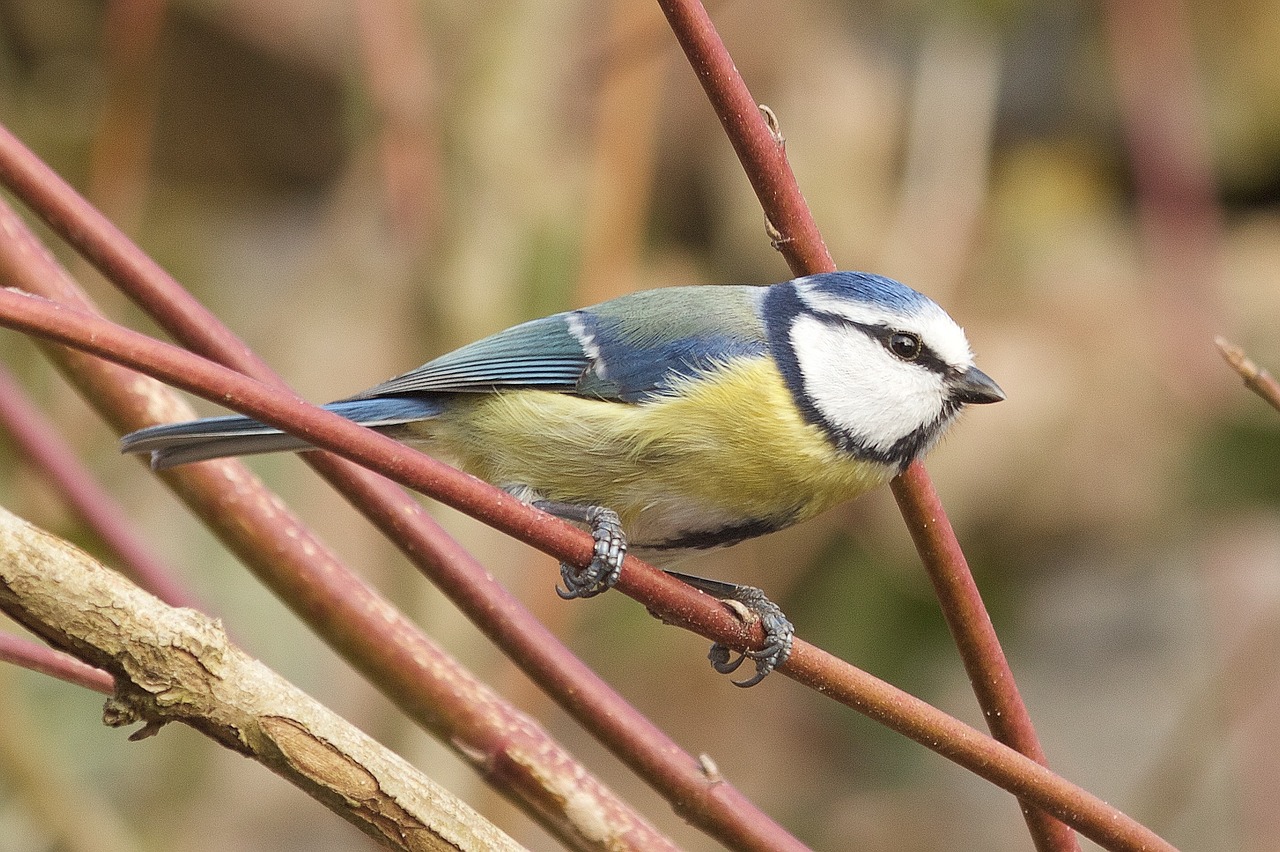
[{"left": 0, "top": 506, "right": 523, "bottom": 852}]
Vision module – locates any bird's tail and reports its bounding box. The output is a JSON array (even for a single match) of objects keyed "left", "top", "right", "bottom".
[{"left": 119, "top": 396, "right": 445, "bottom": 470}]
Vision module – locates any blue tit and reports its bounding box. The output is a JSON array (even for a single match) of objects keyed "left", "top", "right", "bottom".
[{"left": 121, "top": 271, "right": 1003, "bottom": 685}]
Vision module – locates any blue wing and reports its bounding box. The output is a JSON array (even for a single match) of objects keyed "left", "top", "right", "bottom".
[
  {"left": 121, "top": 284, "right": 773, "bottom": 469},
  {"left": 346, "top": 313, "right": 593, "bottom": 398},
  {"left": 348, "top": 285, "right": 771, "bottom": 404}
]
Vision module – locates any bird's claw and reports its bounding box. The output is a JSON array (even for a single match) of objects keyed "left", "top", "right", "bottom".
[
  {"left": 668, "top": 571, "right": 794, "bottom": 687},
  {"left": 550, "top": 505, "right": 626, "bottom": 599},
  {"left": 532, "top": 501, "right": 793, "bottom": 684}
]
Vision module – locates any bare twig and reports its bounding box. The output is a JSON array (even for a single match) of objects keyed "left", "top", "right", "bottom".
[
  {"left": 1216, "top": 337, "right": 1280, "bottom": 414},
  {"left": 0, "top": 365, "right": 199, "bottom": 609},
  {"left": 0, "top": 631, "right": 114, "bottom": 694},
  {"left": 0, "top": 196, "right": 679, "bottom": 852},
  {"left": 656, "top": 0, "right": 834, "bottom": 274},
  {"left": 0, "top": 505, "right": 524, "bottom": 852},
  {"left": 0, "top": 272, "right": 1177, "bottom": 852},
  {"left": 784, "top": 642, "right": 1175, "bottom": 852},
  {"left": 0, "top": 123, "right": 794, "bottom": 852},
  {"left": 655, "top": 2, "right": 1080, "bottom": 850},
  {"left": 891, "top": 463, "right": 1065, "bottom": 840}
]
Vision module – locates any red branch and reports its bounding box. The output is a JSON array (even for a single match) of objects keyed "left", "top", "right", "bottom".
[
  {"left": 0, "top": 191, "right": 679, "bottom": 849},
  {"left": 0, "top": 284, "right": 1175, "bottom": 852},
  {"left": 0, "top": 366, "right": 199, "bottom": 610},
  {"left": 0, "top": 6, "right": 1177, "bottom": 847},
  {"left": 891, "top": 464, "right": 1064, "bottom": 840},
  {"left": 0, "top": 631, "right": 114, "bottom": 694},
  {"left": 655, "top": 2, "right": 1083, "bottom": 850},
  {"left": 0, "top": 124, "right": 786, "bottom": 850},
  {"left": 658, "top": 0, "right": 835, "bottom": 274}
]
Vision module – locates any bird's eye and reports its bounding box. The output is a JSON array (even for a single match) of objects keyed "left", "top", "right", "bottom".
[{"left": 887, "top": 332, "right": 922, "bottom": 360}]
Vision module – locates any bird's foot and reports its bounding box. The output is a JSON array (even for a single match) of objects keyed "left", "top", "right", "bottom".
[
  {"left": 533, "top": 500, "right": 627, "bottom": 599},
  {"left": 666, "top": 571, "right": 795, "bottom": 687}
]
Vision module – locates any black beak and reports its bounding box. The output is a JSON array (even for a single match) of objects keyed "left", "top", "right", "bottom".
[{"left": 950, "top": 366, "right": 1005, "bottom": 405}]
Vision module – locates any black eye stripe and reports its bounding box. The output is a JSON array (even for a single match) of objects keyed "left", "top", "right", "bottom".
[{"left": 812, "top": 312, "right": 950, "bottom": 375}]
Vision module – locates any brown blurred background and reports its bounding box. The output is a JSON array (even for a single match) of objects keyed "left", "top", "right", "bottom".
[{"left": 1, "top": 0, "right": 1279, "bottom": 849}]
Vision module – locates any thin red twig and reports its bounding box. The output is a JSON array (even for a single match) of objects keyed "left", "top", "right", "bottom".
[
  {"left": 0, "top": 284, "right": 1177, "bottom": 852},
  {"left": 0, "top": 631, "right": 114, "bottom": 694},
  {"left": 0, "top": 122, "right": 798, "bottom": 852},
  {"left": 891, "top": 464, "right": 1070, "bottom": 846},
  {"left": 0, "top": 365, "right": 199, "bottom": 610},
  {"left": 655, "top": 2, "right": 1079, "bottom": 849},
  {"left": 0, "top": 192, "right": 677, "bottom": 852},
  {"left": 787, "top": 642, "right": 1171, "bottom": 852},
  {"left": 657, "top": 0, "right": 835, "bottom": 274}
]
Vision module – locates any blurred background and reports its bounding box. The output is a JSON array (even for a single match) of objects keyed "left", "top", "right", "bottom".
[{"left": 0, "top": 0, "right": 1278, "bottom": 849}]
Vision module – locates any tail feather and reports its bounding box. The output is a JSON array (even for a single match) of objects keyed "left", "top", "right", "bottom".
[{"left": 120, "top": 396, "right": 444, "bottom": 471}]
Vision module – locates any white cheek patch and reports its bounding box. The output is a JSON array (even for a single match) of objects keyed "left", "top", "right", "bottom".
[{"left": 789, "top": 315, "right": 946, "bottom": 452}]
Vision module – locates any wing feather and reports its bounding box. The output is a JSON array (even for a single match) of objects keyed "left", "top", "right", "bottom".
[
  {"left": 346, "top": 285, "right": 771, "bottom": 404},
  {"left": 346, "top": 314, "right": 590, "bottom": 398}
]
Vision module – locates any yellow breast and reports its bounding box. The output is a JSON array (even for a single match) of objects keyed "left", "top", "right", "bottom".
[{"left": 417, "top": 358, "right": 895, "bottom": 548}]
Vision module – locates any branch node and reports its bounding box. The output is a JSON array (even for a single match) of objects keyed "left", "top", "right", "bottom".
[
  {"left": 764, "top": 216, "right": 792, "bottom": 249},
  {"left": 758, "top": 103, "right": 785, "bottom": 145}
]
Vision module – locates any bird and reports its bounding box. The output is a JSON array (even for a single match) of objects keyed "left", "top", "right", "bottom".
[{"left": 121, "top": 271, "right": 1004, "bottom": 685}]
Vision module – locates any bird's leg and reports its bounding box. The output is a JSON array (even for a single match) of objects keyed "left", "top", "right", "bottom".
[
  {"left": 531, "top": 500, "right": 627, "bottom": 599},
  {"left": 526, "top": 494, "right": 790, "bottom": 686},
  {"left": 664, "top": 571, "right": 795, "bottom": 688}
]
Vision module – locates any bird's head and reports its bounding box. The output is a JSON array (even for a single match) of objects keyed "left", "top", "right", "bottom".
[{"left": 764, "top": 272, "right": 1004, "bottom": 469}]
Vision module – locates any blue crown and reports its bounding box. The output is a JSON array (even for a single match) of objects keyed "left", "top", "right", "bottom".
[{"left": 803, "top": 271, "right": 932, "bottom": 313}]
